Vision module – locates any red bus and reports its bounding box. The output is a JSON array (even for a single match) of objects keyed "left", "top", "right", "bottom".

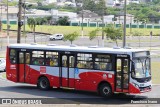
[{"left": 6, "top": 44, "right": 151, "bottom": 97}]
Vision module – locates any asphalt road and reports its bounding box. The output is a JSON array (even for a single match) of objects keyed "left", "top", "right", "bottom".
[
  {"left": 0, "top": 72, "right": 160, "bottom": 105},
  {"left": 0, "top": 33, "right": 160, "bottom": 48},
  {"left": 1, "top": 34, "right": 160, "bottom": 62}
]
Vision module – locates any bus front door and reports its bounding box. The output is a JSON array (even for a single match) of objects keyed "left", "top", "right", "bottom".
[
  {"left": 116, "top": 58, "right": 129, "bottom": 92},
  {"left": 18, "top": 52, "right": 30, "bottom": 83},
  {"left": 60, "top": 54, "right": 75, "bottom": 88}
]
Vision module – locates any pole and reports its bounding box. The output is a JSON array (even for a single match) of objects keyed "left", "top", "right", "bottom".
[
  {"left": 0, "top": 3, "right": 2, "bottom": 31},
  {"left": 7, "top": 0, "right": 9, "bottom": 45},
  {"left": 81, "top": 0, "right": 84, "bottom": 38},
  {"left": 17, "top": 0, "right": 22, "bottom": 43},
  {"left": 102, "top": 7, "right": 104, "bottom": 47},
  {"left": 123, "top": 0, "right": 127, "bottom": 48},
  {"left": 23, "top": 0, "right": 26, "bottom": 43},
  {"left": 130, "top": 15, "right": 132, "bottom": 34},
  {"left": 0, "top": 3, "right": 2, "bottom": 49}
]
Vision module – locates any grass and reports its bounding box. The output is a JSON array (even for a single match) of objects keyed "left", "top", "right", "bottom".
[
  {"left": 2, "top": 72, "right": 6, "bottom": 79},
  {"left": 2, "top": 24, "right": 160, "bottom": 36},
  {"left": 151, "top": 62, "right": 160, "bottom": 84}
]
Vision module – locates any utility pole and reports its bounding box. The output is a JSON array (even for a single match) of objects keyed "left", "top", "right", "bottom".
[
  {"left": 123, "top": 0, "right": 127, "bottom": 48},
  {"left": 0, "top": 3, "right": 2, "bottom": 31},
  {"left": 102, "top": 7, "right": 104, "bottom": 47},
  {"left": 0, "top": 3, "right": 3, "bottom": 49},
  {"left": 81, "top": 0, "right": 84, "bottom": 38},
  {"left": 7, "top": 0, "right": 9, "bottom": 45},
  {"left": 17, "top": 0, "right": 22, "bottom": 43},
  {"left": 23, "top": 0, "right": 26, "bottom": 43}
]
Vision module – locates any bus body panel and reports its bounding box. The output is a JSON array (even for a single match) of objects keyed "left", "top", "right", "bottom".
[
  {"left": 27, "top": 65, "right": 115, "bottom": 92},
  {"left": 6, "top": 44, "right": 152, "bottom": 94},
  {"left": 19, "top": 64, "right": 25, "bottom": 82},
  {"left": 6, "top": 47, "right": 18, "bottom": 82},
  {"left": 76, "top": 71, "right": 115, "bottom": 91},
  {"left": 6, "top": 65, "right": 17, "bottom": 82}
]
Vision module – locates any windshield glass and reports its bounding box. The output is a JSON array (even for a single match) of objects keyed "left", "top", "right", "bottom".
[{"left": 132, "top": 57, "right": 151, "bottom": 78}]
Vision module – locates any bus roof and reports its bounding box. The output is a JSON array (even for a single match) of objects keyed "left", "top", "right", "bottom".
[{"left": 8, "top": 44, "right": 148, "bottom": 54}]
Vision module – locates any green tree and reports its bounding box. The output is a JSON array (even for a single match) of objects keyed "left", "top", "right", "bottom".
[
  {"left": 57, "top": 16, "right": 70, "bottom": 26},
  {"left": 45, "top": 16, "right": 52, "bottom": 25},
  {"left": 103, "top": 26, "right": 123, "bottom": 46},
  {"left": 153, "top": 0, "right": 160, "bottom": 4},
  {"left": 41, "top": 17, "right": 48, "bottom": 25},
  {"left": 95, "top": 0, "right": 107, "bottom": 16},
  {"left": 83, "top": 0, "right": 96, "bottom": 12},
  {"left": 95, "top": 0, "right": 107, "bottom": 47},
  {"left": 63, "top": 32, "right": 79, "bottom": 44},
  {"left": 89, "top": 28, "right": 100, "bottom": 46},
  {"left": 27, "top": 18, "right": 37, "bottom": 43},
  {"left": 35, "top": 17, "right": 42, "bottom": 25}
]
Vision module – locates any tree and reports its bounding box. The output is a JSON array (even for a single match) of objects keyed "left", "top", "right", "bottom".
[
  {"left": 41, "top": 17, "right": 48, "bottom": 25},
  {"left": 37, "top": 1, "right": 42, "bottom": 7},
  {"left": 83, "top": 0, "right": 96, "bottom": 12},
  {"left": 57, "top": 16, "right": 70, "bottom": 26},
  {"left": 103, "top": 26, "right": 123, "bottom": 46},
  {"left": 88, "top": 28, "right": 100, "bottom": 46},
  {"left": 27, "top": 18, "right": 37, "bottom": 43},
  {"left": 45, "top": 16, "right": 52, "bottom": 25},
  {"left": 63, "top": 32, "right": 79, "bottom": 44},
  {"left": 95, "top": 0, "right": 106, "bottom": 16},
  {"left": 95, "top": 0, "right": 107, "bottom": 47},
  {"left": 35, "top": 17, "right": 42, "bottom": 25}
]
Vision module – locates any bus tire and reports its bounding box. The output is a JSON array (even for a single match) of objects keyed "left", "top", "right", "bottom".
[
  {"left": 37, "top": 77, "right": 50, "bottom": 90},
  {"left": 98, "top": 83, "right": 112, "bottom": 98}
]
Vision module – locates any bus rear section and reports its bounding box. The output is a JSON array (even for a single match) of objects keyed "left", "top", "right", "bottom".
[
  {"left": 6, "top": 44, "right": 152, "bottom": 97},
  {"left": 6, "top": 47, "right": 18, "bottom": 82}
]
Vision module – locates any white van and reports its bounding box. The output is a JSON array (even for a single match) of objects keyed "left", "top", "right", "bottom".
[{"left": 49, "top": 34, "right": 64, "bottom": 41}]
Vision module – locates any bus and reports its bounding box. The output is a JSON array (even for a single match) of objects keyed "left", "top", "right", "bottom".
[{"left": 6, "top": 44, "right": 152, "bottom": 97}]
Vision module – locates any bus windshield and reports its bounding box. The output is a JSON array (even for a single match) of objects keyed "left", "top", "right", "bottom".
[{"left": 132, "top": 57, "right": 151, "bottom": 78}]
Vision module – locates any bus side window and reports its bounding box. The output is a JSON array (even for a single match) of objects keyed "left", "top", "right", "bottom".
[
  {"left": 26, "top": 54, "right": 30, "bottom": 64},
  {"left": 46, "top": 52, "right": 58, "bottom": 67},
  {"left": 10, "top": 49, "right": 16, "bottom": 64},
  {"left": 32, "top": 51, "right": 44, "bottom": 66},
  {"left": 33, "top": 59, "right": 39, "bottom": 65},
  {"left": 11, "top": 57, "right": 16, "bottom": 64},
  {"left": 95, "top": 62, "right": 100, "bottom": 69}
]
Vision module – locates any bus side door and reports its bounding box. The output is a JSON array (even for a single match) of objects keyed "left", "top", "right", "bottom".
[
  {"left": 18, "top": 51, "right": 31, "bottom": 83},
  {"left": 60, "top": 54, "right": 75, "bottom": 88},
  {"left": 115, "top": 56, "right": 130, "bottom": 93}
]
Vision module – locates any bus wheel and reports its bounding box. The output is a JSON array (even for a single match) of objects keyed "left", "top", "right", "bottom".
[
  {"left": 37, "top": 77, "right": 50, "bottom": 90},
  {"left": 99, "top": 83, "right": 112, "bottom": 98}
]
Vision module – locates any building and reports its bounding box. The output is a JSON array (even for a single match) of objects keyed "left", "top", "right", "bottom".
[
  {"left": 51, "top": 9, "right": 77, "bottom": 21},
  {"left": 0, "top": 6, "right": 18, "bottom": 24},
  {"left": 139, "top": 0, "right": 152, "bottom": 3},
  {"left": 45, "top": 0, "right": 57, "bottom": 4},
  {"left": 26, "top": 9, "right": 51, "bottom": 18},
  {"left": 77, "top": 10, "right": 100, "bottom": 22}
]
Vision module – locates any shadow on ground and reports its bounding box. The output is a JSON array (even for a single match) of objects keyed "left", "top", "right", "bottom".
[{"left": 0, "top": 85, "right": 148, "bottom": 104}]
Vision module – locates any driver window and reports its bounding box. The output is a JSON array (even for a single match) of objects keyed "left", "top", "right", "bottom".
[
  {"left": 116, "top": 59, "right": 122, "bottom": 88},
  {"left": 123, "top": 59, "right": 128, "bottom": 73},
  {"left": 117, "top": 59, "right": 122, "bottom": 78},
  {"left": 117, "top": 59, "right": 121, "bottom": 71}
]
